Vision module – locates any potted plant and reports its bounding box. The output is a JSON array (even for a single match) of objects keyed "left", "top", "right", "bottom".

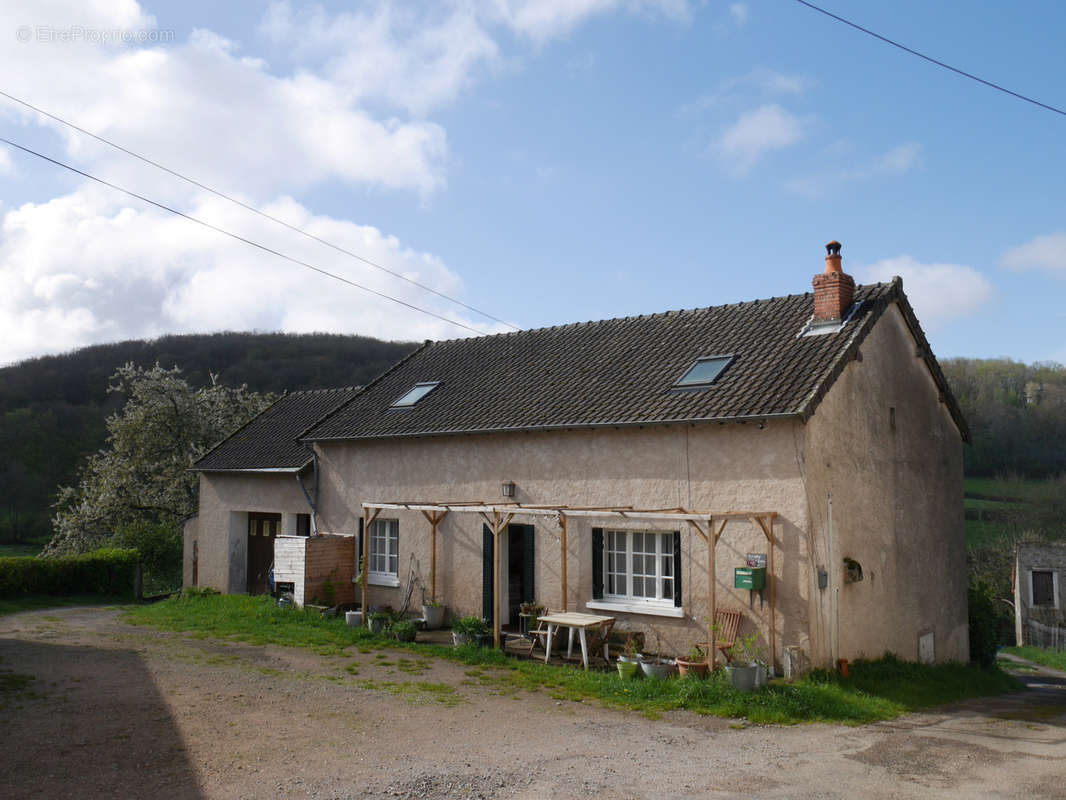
[
  {"left": 451, "top": 615, "right": 488, "bottom": 646},
  {"left": 422, "top": 599, "right": 446, "bottom": 630},
  {"left": 368, "top": 610, "right": 391, "bottom": 635},
  {"left": 638, "top": 627, "right": 676, "bottom": 679},
  {"left": 391, "top": 619, "right": 417, "bottom": 642},
  {"left": 727, "top": 633, "right": 765, "bottom": 692},
  {"left": 519, "top": 601, "right": 545, "bottom": 635},
  {"left": 676, "top": 643, "right": 709, "bottom": 679},
  {"left": 616, "top": 637, "right": 642, "bottom": 679}
]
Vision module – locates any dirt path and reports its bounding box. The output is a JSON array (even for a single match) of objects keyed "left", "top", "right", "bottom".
[{"left": 1, "top": 607, "right": 1064, "bottom": 800}]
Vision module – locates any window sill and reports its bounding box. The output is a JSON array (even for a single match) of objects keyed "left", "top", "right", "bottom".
[
  {"left": 367, "top": 574, "right": 400, "bottom": 588},
  {"left": 586, "top": 600, "right": 684, "bottom": 618}
]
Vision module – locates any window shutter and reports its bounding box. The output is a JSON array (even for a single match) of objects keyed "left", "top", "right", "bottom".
[
  {"left": 482, "top": 524, "right": 494, "bottom": 620},
  {"left": 357, "top": 518, "right": 364, "bottom": 576},
  {"left": 672, "top": 531, "right": 682, "bottom": 607},
  {"left": 592, "top": 528, "right": 604, "bottom": 600},
  {"left": 522, "top": 525, "right": 535, "bottom": 604}
]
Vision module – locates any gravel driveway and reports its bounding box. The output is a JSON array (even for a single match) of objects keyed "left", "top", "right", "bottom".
[{"left": 1, "top": 606, "right": 1064, "bottom": 800}]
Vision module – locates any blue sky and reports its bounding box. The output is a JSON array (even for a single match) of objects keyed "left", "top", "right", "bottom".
[{"left": 0, "top": 0, "right": 1063, "bottom": 366}]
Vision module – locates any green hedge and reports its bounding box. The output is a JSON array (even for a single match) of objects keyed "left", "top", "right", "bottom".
[{"left": 0, "top": 548, "right": 139, "bottom": 598}]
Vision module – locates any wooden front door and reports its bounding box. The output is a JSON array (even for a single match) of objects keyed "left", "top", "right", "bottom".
[{"left": 247, "top": 513, "right": 280, "bottom": 595}]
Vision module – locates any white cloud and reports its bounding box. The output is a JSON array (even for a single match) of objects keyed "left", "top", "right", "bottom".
[
  {"left": 785, "top": 141, "right": 921, "bottom": 196},
  {"left": 1001, "top": 233, "right": 1066, "bottom": 274},
  {"left": 715, "top": 104, "right": 807, "bottom": 172},
  {"left": 872, "top": 142, "right": 921, "bottom": 175},
  {"left": 0, "top": 186, "right": 507, "bottom": 365},
  {"left": 730, "top": 3, "right": 749, "bottom": 26},
  {"left": 853, "top": 256, "right": 994, "bottom": 331}
]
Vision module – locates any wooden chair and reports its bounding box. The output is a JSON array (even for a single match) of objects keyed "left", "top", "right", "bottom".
[
  {"left": 582, "top": 618, "right": 615, "bottom": 667},
  {"left": 713, "top": 608, "right": 742, "bottom": 662},
  {"left": 525, "top": 610, "right": 551, "bottom": 658}
]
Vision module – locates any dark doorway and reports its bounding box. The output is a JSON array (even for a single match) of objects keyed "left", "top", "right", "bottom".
[
  {"left": 247, "top": 512, "right": 280, "bottom": 594},
  {"left": 507, "top": 524, "right": 535, "bottom": 627}
]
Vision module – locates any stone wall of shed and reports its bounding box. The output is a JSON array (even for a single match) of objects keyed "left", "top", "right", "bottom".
[
  {"left": 804, "top": 302, "right": 969, "bottom": 665},
  {"left": 315, "top": 421, "right": 812, "bottom": 668},
  {"left": 1014, "top": 542, "right": 1066, "bottom": 644}
]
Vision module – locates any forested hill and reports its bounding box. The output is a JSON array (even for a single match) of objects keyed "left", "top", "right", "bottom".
[
  {"left": 941, "top": 358, "right": 1066, "bottom": 478},
  {"left": 0, "top": 332, "right": 417, "bottom": 543}
]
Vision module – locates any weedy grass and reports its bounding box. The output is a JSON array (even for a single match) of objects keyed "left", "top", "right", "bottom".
[
  {"left": 1001, "top": 646, "right": 1066, "bottom": 673},
  {"left": 126, "top": 593, "right": 1020, "bottom": 725}
]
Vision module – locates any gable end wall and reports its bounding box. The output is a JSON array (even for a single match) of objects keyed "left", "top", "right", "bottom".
[{"left": 804, "top": 302, "right": 968, "bottom": 665}]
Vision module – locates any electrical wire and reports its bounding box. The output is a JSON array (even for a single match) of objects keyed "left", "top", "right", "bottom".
[
  {"left": 793, "top": 0, "right": 1066, "bottom": 118},
  {"left": 0, "top": 134, "right": 490, "bottom": 336},
  {"left": 0, "top": 88, "right": 520, "bottom": 329}
]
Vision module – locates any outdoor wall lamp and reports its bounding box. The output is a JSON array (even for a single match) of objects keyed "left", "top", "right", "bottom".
[{"left": 501, "top": 481, "right": 516, "bottom": 498}]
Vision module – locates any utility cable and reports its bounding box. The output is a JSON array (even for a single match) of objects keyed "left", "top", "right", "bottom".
[
  {"left": 793, "top": 0, "right": 1066, "bottom": 118},
  {"left": 0, "top": 134, "right": 489, "bottom": 336},
  {"left": 0, "top": 88, "right": 520, "bottom": 329}
]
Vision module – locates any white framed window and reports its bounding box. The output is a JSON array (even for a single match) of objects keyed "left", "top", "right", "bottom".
[
  {"left": 369, "top": 518, "right": 399, "bottom": 587},
  {"left": 587, "top": 529, "right": 681, "bottom": 617}
]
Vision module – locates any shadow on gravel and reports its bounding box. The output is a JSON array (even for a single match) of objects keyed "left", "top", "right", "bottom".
[{"left": 0, "top": 638, "right": 202, "bottom": 799}]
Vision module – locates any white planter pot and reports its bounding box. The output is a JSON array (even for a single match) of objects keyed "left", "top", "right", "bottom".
[
  {"left": 344, "top": 610, "right": 363, "bottom": 628},
  {"left": 422, "top": 604, "right": 446, "bottom": 630}
]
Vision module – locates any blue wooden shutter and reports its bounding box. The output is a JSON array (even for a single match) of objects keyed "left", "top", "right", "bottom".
[
  {"left": 592, "top": 527, "right": 604, "bottom": 600},
  {"left": 672, "top": 531, "right": 682, "bottom": 607},
  {"left": 482, "top": 524, "right": 494, "bottom": 620}
]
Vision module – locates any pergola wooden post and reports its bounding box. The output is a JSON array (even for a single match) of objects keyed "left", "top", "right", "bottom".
[
  {"left": 558, "top": 512, "right": 568, "bottom": 612},
  {"left": 361, "top": 506, "right": 381, "bottom": 627},
  {"left": 420, "top": 509, "right": 448, "bottom": 602},
  {"left": 751, "top": 513, "right": 778, "bottom": 672},
  {"left": 479, "top": 509, "right": 514, "bottom": 649}
]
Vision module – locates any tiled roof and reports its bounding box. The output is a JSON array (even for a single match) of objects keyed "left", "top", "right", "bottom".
[
  {"left": 302, "top": 278, "right": 969, "bottom": 442},
  {"left": 195, "top": 387, "right": 361, "bottom": 471}
]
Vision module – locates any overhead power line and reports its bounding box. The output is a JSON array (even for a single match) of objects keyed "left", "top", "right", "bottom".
[
  {"left": 0, "top": 134, "right": 490, "bottom": 336},
  {"left": 793, "top": 0, "right": 1066, "bottom": 118},
  {"left": 0, "top": 89, "right": 520, "bottom": 330}
]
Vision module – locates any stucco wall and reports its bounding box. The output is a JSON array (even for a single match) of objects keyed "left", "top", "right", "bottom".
[
  {"left": 1014, "top": 542, "right": 1066, "bottom": 643},
  {"left": 804, "top": 303, "right": 969, "bottom": 665},
  {"left": 192, "top": 472, "right": 312, "bottom": 593},
  {"left": 182, "top": 515, "right": 199, "bottom": 587},
  {"left": 315, "top": 422, "right": 811, "bottom": 666}
]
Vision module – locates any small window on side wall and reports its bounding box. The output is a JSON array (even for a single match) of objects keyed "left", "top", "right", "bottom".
[
  {"left": 1032, "top": 570, "right": 1056, "bottom": 607},
  {"left": 296, "top": 513, "right": 311, "bottom": 537}
]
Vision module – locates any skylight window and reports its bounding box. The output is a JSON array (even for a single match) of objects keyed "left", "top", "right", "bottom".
[
  {"left": 391, "top": 382, "right": 440, "bottom": 407},
  {"left": 674, "top": 356, "right": 733, "bottom": 388}
]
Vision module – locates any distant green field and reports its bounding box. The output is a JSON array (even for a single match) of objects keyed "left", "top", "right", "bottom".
[
  {"left": 963, "top": 477, "right": 1061, "bottom": 548},
  {"left": 0, "top": 536, "right": 49, "bottom": 558}
]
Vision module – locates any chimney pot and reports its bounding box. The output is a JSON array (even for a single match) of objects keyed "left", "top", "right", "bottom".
[{"left": 813, "top": 239, "right": 854, "bottom": 322}]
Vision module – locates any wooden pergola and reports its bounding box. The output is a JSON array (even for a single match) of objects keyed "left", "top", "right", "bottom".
[{"left": 360, "top": 501, "right": 778, "bottom": 668}]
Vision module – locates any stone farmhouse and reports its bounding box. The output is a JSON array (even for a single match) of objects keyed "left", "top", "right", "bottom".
[{"left": 187, "top": 242, "right": 970, "bottom": 671}]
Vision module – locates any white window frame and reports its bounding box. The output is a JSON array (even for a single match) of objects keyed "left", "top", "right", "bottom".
[
  {"left": 1029, "top": 568, "right": 1060, "bottom": 609},
  {"left": 368, "top": 518, "right": 400, "bottom": 587},
  {"left": 586, "top": 529, "right": 683, "bottom": 618}
]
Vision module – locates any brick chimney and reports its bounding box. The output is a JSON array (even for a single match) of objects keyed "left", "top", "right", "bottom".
[{"left": 812, "top": 240, "right": 855, "bottom": 322}]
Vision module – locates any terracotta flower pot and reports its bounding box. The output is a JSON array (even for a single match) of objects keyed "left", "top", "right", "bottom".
[{"left": 676, "top": 658, "right": 709, "bottom": 679}]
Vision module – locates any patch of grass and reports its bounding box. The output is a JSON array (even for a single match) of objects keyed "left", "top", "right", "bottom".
[
  {"left": 0, "top": 536, "right": 50, "bottom": 558},
  {"left": 354, "top": 678, "right": 462, "bottom": 707},
  {"left": 126, "top": 593, "right": 1019, "bottom": 724},
  {"left": 1001, "top": 646, "right": 1066, "bottom": 672},
  {"left": 0, "top": 594, "right": 124, "bottom": 617}
]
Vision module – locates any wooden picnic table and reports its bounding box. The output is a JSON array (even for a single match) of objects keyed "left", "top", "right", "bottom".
[{"left": 538, "top": 612, "right": 615, "bottom": 671}]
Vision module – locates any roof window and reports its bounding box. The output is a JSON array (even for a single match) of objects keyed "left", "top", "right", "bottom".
[
  {"left": 391, "top": 382, "right": 440, "bottom": 407},
  {"left": 674, "top": 356, "right": 733, "bottom": 388}
]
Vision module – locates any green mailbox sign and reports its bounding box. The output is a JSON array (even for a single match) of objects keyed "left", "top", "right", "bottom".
[{"left": 734, "top": 566, "right": 766, "bottom": 591}]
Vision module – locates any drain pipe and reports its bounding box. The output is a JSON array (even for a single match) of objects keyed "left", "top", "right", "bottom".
[{"left": 296, "top": 452, "right": 320, "bottom": 537}]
